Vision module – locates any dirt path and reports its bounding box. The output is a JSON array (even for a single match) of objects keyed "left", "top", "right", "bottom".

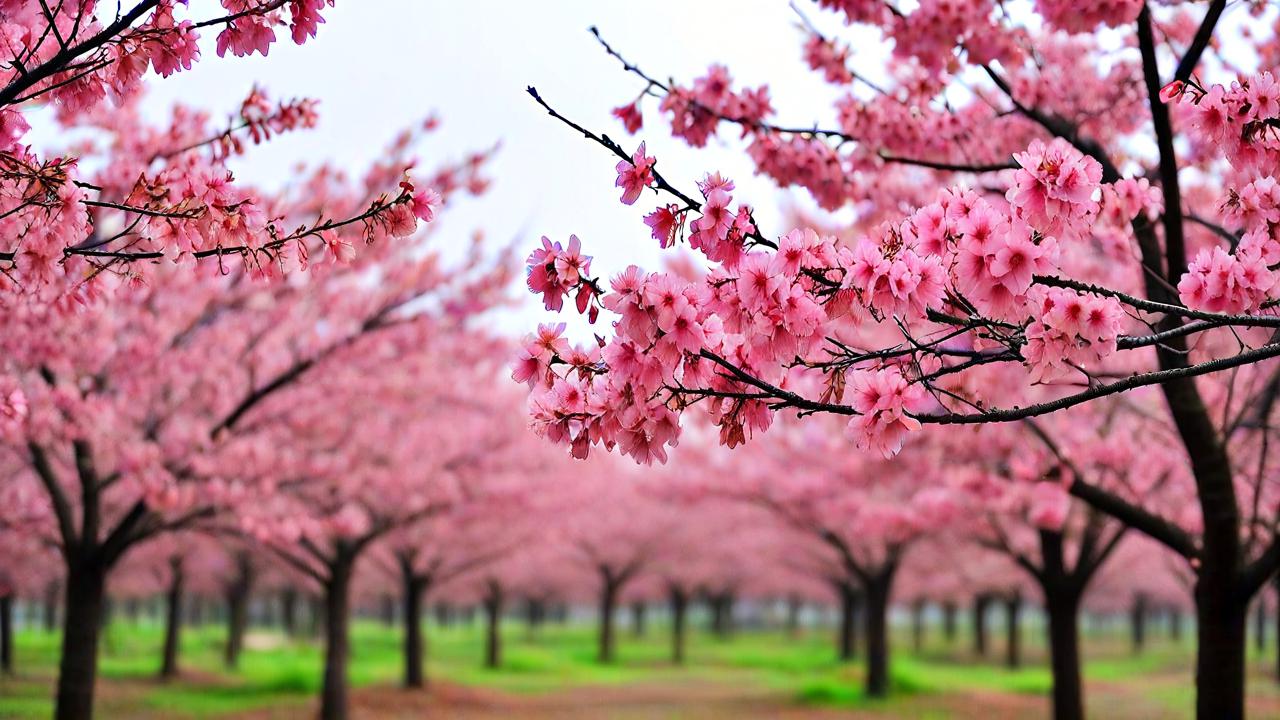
[{"left": 232, "top": 680, "right": 1050, "bottom": 720}]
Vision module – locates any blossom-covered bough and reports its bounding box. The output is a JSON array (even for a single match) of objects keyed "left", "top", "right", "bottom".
[
  {"left": 0, "top": 0, "right": 444, "bottom": 294},
  {"left": 517, "top": 1, "right": 1280, "bottom": 717}
]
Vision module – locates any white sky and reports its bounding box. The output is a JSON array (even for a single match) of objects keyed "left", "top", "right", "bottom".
[{"left": 126, "top": 0, "right": 880, "bottom": 336}]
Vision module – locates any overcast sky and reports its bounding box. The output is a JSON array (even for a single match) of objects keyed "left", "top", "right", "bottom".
[{"left": 122, "top": 1, "right": 889, "bottom": 335}]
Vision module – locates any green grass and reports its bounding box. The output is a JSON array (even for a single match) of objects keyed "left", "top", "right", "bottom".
[{"left": 0, "top": 615, "right": 1267, "bottom": 719}]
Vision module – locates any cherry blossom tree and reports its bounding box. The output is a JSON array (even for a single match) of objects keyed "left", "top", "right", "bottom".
[
  {"left": 515, "top": 3, "right": 1280, "bottom": 716},
  {"left": 235, "top": 322, "right": 514, "bottom": 720},
  {"left": 2, "top": 121, "right": 489, "bottom": 720},
  {"left": 676, "top": 421, "right": 958, "bottom": 698},
  {"left": 0, "top": 3, "right": 476, "bottom": 719}
]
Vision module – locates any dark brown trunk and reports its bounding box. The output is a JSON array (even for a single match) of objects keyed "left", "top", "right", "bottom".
[
  {"left": 524, "top": 597, "right": 544, "bottom": 639},
  {"left": 709, "top": 592, "right": 735, "bottom": 639},
  {"left": 669, "top": 585, "right": 687, "bottom": 665},
  {"left": 837, "top": 581, "right": 858, "bottom": 662},
  {"left": 159, "top": 556, "right": 184, "bottom": 680},
  {"left": 863, "top": 569, "right": 893, "bottom": 698},
  {"left": 1256, "top": 597, "right": 1267, "bottom": 653},
  {"left": 482, "top": 581, "right": 503, "bottom": 669},
  {"left": 1045, "top": 590, "right": 1084, "bottom": 720},
  {"left": 1195, "top": 580, "right": 1246, "bottom": 720},
  {"left": 942, "top": 601, "right": 957, "bottom": 644},
  {"left": 1005, "top": 591, "right": 1022, "bottom": 670},
  {"left": 911, "top": 598, "right": 926, "bottom": 655},
  {"left": 973, "top": 593, "right": 991, "bottom": 657},
  {"left": 0, "top": 594, "right": 13, "bottom": 675},
  {"left": 1130, "top": 591, "right": 1147, "bottom": 655},
  {"left": 380, "top": 594, "right": 395, "bottom": 627},
  {"left": 281, "top": 588, "right": 298, "bottom": 637},
  {"left": 631, "top": 601, "right": 646, "bottom": 637},
  {"left": 785, "top": 594, "right": 802, "bottom": 637},
  {"left": 54, "top": 560, "right": 105, "bottom": 720},
  {"left": 319, "top": 553, "right": 354, "bottom": 720},
  {"left": 400, "top": 560, "right": 428, "bottom": 688},
  {"left": 43, "top": 580, "right": 58, "bottom": 633},
  {"left": 223, "top": 553, "right": 253, "bottom": 670},
  {"left": 598, "top": 578, "right": 618, "bottom": 664}
]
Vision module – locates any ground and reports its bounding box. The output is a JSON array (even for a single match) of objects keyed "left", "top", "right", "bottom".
[{"left": 2, "top": 616, "right": 1279, "bottom": 718}]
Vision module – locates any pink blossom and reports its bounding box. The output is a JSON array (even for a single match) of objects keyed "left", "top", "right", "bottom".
[{"left": 616, "top": 142, "right": 656, "bottom": 205}]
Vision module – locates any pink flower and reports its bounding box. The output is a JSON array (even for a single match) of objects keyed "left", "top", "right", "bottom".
[
  {"left": 644, "top": 204, "right": 682, "bottom": 248},
  {"left": 612, "top": 101, "right": 644, "bottom": 134},
  {"left": 412, "top": 188, "right": 441, "bottom": 223},
  {"left": 616, "top": 142, "right": 656, "bottom": 205},
  {"left": 846, "top": 368, "right": 929, "bottom": 458}
]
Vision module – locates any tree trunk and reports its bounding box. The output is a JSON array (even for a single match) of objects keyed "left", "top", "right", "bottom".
[
  {"left": 631, "top": 601, "right": 646, "bottom": 638},
  {"left": 320, "top": 553, "right": 354, "bottom": 720},
  {"left": 44, "top": 580, "right": 58, "bottom": 633},
  {"left": 223, "top": 553, "right": 253, "bottom": 670},
  {"left": 482, "top": 581, "right": 503, "bottom": 669},
  {"left": 598, "top": 577, "right": 618, "bottom": 664},
  {"left": 524, "top": 598, "right": 544, "bottom": 639},
  {"left": 54, "top": 560, "right": 106, "bottom": 720},
  {"left": 911, "top": 598, "right": 926, "bottom": 655},
  {"left": 785, "top": 595, "right": 802, "bottom": 637},
  {"left": 1194, "top": 581, "right": 1247, "bottom": 720},
  {"left": 0, "top": 594, "right": 13, "bottom": 675},
  {"left": 160, "top": 556, "right": 185, "bottom": 680},
  {"left": 708, "top": 592, "right": 735, "bottom": 639},
  {"left": 837, "top": 581, "right": 858, "bottom": 662},
  {"left": 1045, "top": 590, "right": 1084, "bottom": 720},
  {"left": 1256, "top": 597, "right": 1267, "bottom": 653},
  {"left": 1005, "top": 591, "right": 1022, "bottom": 670},
  {"left": 1130, "top": 591, "right": 1147, "bottom": 655},
  {"left": 942, "top": 601, "right": 957, "bottom": 644},
  {"left": 670, "top": 586, "right": 687, "bottom": 665},
  {"left": 401, "top": 566, "right": 428, "bottom": 688},
  {"left": 380, "top": 594, "right": 395, "bottom": 628},
  {"left": 973, "top": 593, "right": 990, "bottom": 658},
  {"left": 281, "top": 588, "right": 298, "bottom": 637},
  {"left": 863, "top": 569, "right": 894, "bottom": 699}
]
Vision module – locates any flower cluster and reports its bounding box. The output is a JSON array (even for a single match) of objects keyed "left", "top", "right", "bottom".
[
  {"left": 1035, "top": 0, "right": 1142, "bottom": 33},
  {"left": 1007, "top": 138, "right": 1103, "bottom": 239},
  {"left": 890, "top": 0, "right": 1011, "bottom": 72},
  {"left": 1171, "top": 73, "right": 1280, "bottom": 174},
  {"left": 841, "top": 221, "right": 947, "bottom": 321},
  {"left": 847, "top": 368, "right": 930, "bottom": 458},
  {"left": 660, "top": 66, "right": 773, "bottom": 148},
  {"left": 1021, "top": 287, "right": 1124, "bottom": 383},
  {"left": 802, "top": 34, "right": 853, "bottom": 85},
  {"left": 1177, "top": 244, "right": 1278, "bottom": 314},
  {"left": 525, "top": 235, "right": 594, "bottom": 315},
  {"left": 686, "top": 174, "right": 757, "bottom": 266}
]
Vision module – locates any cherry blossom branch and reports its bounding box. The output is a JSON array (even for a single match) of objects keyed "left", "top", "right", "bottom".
[
  {"left": 917, "top": 341, "right": 1280, "bottom": 426},
  {"left": 26, "top": 441, "right": 77, "bottom": 553},
  {"left": 1138, "top": 5, "right": 1188, "bottom": 283},
  {"left": 526, "top": 87, "right": 696, "bottom": 207},
  {"left": 1172, "top": 0, "right": 1227, "bottom": 84},
  {"left": 877, "top": 152, "right": 1017, "bottom": 174},
  {"left": 0, "top": 1, "right": 159, "bottom": 108}
]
